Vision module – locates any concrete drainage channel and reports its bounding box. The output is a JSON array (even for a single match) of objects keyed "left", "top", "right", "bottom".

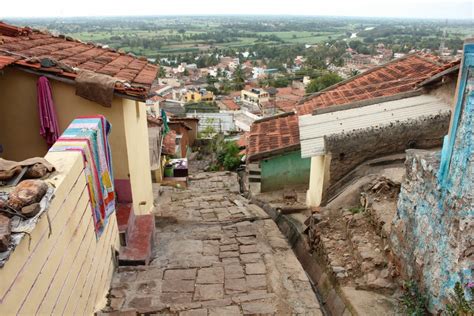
[{"left": 250, "top": 197, "right": 353, "bottom": 316}]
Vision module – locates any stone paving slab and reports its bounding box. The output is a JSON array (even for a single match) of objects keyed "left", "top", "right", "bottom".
[{"left": 105, "top": 172, "right": 322, "bottom": 315}]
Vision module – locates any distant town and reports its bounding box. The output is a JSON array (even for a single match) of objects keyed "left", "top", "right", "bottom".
[{"left": 0, "top": 14, "right": 472, "bottom": 316}]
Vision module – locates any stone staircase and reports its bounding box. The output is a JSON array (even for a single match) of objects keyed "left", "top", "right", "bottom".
[{"left": 116, "top": 203, "right": 155, "bottom": 266}]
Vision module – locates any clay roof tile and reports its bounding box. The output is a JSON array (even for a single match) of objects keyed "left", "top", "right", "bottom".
[{"left": 0, "top": 21, "right": 158, "bottom": 99}]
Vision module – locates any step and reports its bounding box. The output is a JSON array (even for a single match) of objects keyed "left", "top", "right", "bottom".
[
  {"left": 118, "top": 214, "right": 155, "bottom": 266},
  {"left": 116, "top": 203, "right": 135, "bottom": 247}
]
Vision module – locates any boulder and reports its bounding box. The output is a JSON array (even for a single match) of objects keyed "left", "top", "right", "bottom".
[{"left": 7, "top": 180, "right": 48, "bottom": 210}]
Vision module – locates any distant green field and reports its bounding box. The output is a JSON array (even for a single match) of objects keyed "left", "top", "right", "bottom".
[{"left": 33, "top": 15, "right": 468, "bottom": 59}]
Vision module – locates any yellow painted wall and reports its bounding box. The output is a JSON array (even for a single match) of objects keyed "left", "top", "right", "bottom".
[
  {"left": 0, "top": 68, "right": 129, "bottom": 179},
  {"left": 185, "top": 91, "right": 214, "bottom": 103},
  {"left": 123, "top": 99, "right": 154, "bottom": 214},
  {"left": 0, "top": 150, "right": 120, "bottom": 315},
  {"left": 306, "top": 155, "right": 331, "bottom": 207},
  {"left": 0, "top": 68, "right": 155, "bottom": 213}
]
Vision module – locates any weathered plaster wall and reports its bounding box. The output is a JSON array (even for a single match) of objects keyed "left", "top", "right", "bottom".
[
  {"left": 306, "top": 155, "right": 331, "bottom": 207},
  {"left": 122, "top": 99, "right": 154, "bottom": 215},
  {"left": 0, "top": 68, "right": 129, "bottom": 179},
  {"left": 148, "top": 124, "right": 162, "bottom": 171},
  {"left": 390, "top": 150, "right": 473, "bottom": 312},
  {"left": 323, "top": 114, "right": 450, "bottom": 203},
  {"left": 0, "top": 68, "right": 154, "bottom": 213},
  {"left": 390, "top": 67, "right": 473, "bottom": 312},
  {"left": 260, "top": 150, "right": 311, "bottom": 192}
]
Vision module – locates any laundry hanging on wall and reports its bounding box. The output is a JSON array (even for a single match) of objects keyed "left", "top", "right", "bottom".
[
  {"left": 37, "top": 76, "right": 60, "bottom": 147},
  {"left": 49, "top": 115, "right": 115, "bottom": 238}
]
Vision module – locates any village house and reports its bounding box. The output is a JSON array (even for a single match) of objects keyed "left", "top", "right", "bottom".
[
  {"left": 246, "top": 53, "right": 460, "bottom": 196},
  {"left": 299, "top": 93, "right": 453, "bottom": 206},
  {"left": 241, "top": 88, "right": 270, "bottom": 108},
  {"left": 0, "top": 21, "right": 158, "bottom": 314},
  {"left": 184, "top": 87, "right": 214, "bottom": 103}
]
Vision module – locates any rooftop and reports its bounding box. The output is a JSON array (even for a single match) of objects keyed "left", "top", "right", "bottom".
[
  {"left": 299, "top": 94, "right": 451, "bottom": 158},
  {"left": 297, "top": 53, "right": 458, "bottom": 115},
  {"left": 221, "top": 99, "right": 240, "bottom": 111},
  {"left": 0, "top": 22, "right": 158, "bottom": 99},
  {"left": 247, "top": 53, "right": 459, "bottom": 161},
  {"left": 247, "top": 112, "right": 300, "bottom": 162}
]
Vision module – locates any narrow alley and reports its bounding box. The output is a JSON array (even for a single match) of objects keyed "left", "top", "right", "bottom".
[{"left": 105, "top": 171, "right": 322, "bottom": 315}]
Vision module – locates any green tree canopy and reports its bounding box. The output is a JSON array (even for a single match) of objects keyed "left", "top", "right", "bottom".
[{"left": 306, "top": 72, "right": 343, "bottom": 94}]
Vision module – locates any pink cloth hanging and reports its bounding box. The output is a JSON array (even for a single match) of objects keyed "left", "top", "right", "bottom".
[{"left": 37, "top": 76, "right": 60, "bottom": 147}]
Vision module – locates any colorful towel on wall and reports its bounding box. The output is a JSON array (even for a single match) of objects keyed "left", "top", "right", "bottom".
[{"left": 49, "top": 115, "right": 115, "bottom": 238}]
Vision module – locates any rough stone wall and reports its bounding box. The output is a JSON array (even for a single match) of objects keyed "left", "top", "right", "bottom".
[
  {"left": 324, "top": 113, "right": 450, "bottom": 200},
  {"left": 390, "top": 150, "right": 473, "bottom": 313}
]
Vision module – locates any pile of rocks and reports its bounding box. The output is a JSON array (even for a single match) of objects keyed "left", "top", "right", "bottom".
[
  {"left": 0, "top": 179, "right": 48, "bottom": 251},
  {"left": 305, "top": 186, "right": 400, "bottom": 295}
]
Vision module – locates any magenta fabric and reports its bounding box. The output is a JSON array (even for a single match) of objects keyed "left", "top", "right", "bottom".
[{"left": 37, "top": 76, "right": 60, "bottom": 147}]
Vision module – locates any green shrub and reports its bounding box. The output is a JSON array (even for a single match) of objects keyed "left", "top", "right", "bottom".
[
  {"left": 217, "top": 141, "right": 241, "bottom": 171},
  {"left": 399, "top": 281, "right": 428, "bottom": 316},
  {"left": 445, "top": 282, "right": 474, "bottom": 316}
]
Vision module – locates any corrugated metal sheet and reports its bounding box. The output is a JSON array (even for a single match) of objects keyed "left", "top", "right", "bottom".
[
  {"left": 299, "top": 95, "right": 451, "bottom": 158},
  {"left": 0, "top": 56, "right": 16, "bottom": 70}
]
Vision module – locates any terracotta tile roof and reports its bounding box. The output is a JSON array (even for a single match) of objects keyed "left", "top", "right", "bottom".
[
  {"left": 162, "top": 130, "right": 177, "bottom": 156},
  {"left": 277, "top": 87, "right": 305, "bottom": 97},
  {"left": 297, "top": 53, "right": 459, "bottom": 115},
  {"left": 222, "top": 99, "right": 240, "bottom": 110},
  {"left": 275, "top": 99, "right": 298, "bottom": 112},
  {"left": 0, "top": 22, "right": 158, "bottom": 99},
  {"left": 0, "top": 55, "right": 15, "bottom": 69},
  {"left": 229, "top": 91, "right": 241, "bottom": 98},
  {"left": 247, "top": 112, "right": 300, "bottom": 161},
  {"left": 247, "top": 53, "right": 460, "bottom": 161}
]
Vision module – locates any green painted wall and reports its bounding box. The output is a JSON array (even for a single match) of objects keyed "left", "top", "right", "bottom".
[{"left": 260, "top": 150, "right": 311, "bottom": 192}]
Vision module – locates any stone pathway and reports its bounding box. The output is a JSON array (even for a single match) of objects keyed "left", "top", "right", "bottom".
[{"left": 105, "top": 172, "right": 322, "bottom": 315}]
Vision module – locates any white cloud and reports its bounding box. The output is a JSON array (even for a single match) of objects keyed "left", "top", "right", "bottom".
[{"left": 1, "top": 0, "right": 472, "bottom": 19}]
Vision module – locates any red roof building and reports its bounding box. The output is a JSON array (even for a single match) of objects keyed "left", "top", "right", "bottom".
[
  {"left": 297, "top": 54, "right": 457, "bottom": 115},
  {"left": 221, "top": 99, "right": 240, "bottom": 111},
  {"left": 247, "top": 54, "right": 459, "bottom": 161},
  {"left": 0, "top": 22, "right": 158, "bottom": 99}
]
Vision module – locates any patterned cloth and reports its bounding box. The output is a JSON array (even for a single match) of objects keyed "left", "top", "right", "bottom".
[{"left": 50, "top": 115, "right": 115, "bottom": 237}]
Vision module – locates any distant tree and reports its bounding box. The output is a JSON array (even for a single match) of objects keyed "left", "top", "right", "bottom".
[
  {"left": 178, "top": 29, "right": 186, "bottom": 34},
  {"left": 158, "top": 66, "right": 166, "bottom": 78},
  {"left": 306, "top": 72, "right": 343, "bottom": 94},
  {"left": 233, "top": 64, "right": 245, "bottom": 90},
  {"left": 270, "top": 76, "right": 290, "bottom": 88}
]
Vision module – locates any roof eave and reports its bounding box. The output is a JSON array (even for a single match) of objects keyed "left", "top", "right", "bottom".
[
  {"left": 15, "top": 65, "right": 150, "bottom": 102},
  {"left": 247, "top": 143, "right": 301, "bottom": 162}
]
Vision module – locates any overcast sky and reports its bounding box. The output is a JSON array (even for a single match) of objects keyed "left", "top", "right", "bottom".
[{"left": 1, "top": 0, "right": 473, "bottom": 20}]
